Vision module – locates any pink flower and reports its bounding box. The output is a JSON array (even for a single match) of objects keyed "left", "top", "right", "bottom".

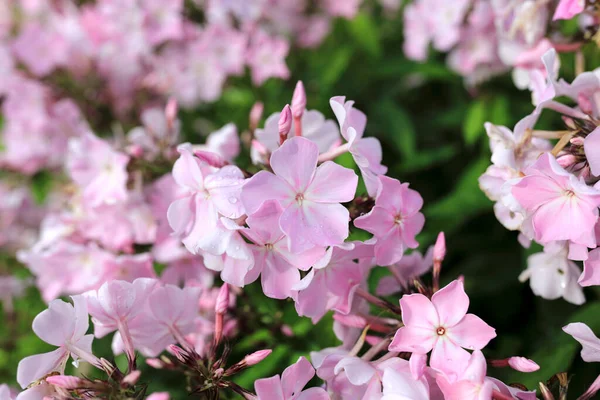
[
  {"left": 329, "top": 96, "right": 387, "bottom": 196},
  {"left": 242, "top": 136, "right": 357, "bottom": 253},
  {"left": 584, "top": 127, "right": 600, "bottom": 177},
  {"left": 246, "top": 30, "right": 290, "bottom": 86},
  {"left": 200, "top": 123, "right": 241, "bottom": 163},
  {"left": 553, "top": 0, "right": 585, "bottom": 20},
  {"left": 389, "top": 280, "right": 496, "bottom": 376},
  {"left": 563, "top": 322, "right": 600, "bottom": 362},
  {"left": 127, "top": 107, "right": 180, "bottom": 161},
  {"left": 512, "top": 153, "right": 600, "bottom": 247},
  {"left": 354, "top": 176, "right": 425, "bottom": 266},
  {"left": 436, "top": 350, "right": 493, "bottom": 400},
  {"left": 17, "top": 296, "right": 97, "bottom": 389},
  {"left": 67, "top": 133, "right": 130, "bottom": 207},
  {"left": 241, "top": 200, "right": 325, "bottom": 299},
  {"left": 254, "top": 357, "right": 329, "bottom": 400}
]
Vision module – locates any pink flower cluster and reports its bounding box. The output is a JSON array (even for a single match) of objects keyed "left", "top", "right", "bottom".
[{"left": 404, "top": 0, "right": 597, "bottom": 85}]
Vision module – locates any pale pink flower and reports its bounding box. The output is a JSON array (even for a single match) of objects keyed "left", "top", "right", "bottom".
[
  {"left": 435, "top": 350, "right": 493, "bottom": 400},
  {"left": 103, "top": 253, "right": 157, "bottom": 283},
  {"left": 241, "top": 201, "right": 325, "bottom": 299},
  {"left": 141, "top": 0, "right": 183, "bottom": 45},
  {"left": 389, "top": 280, "right": 496, "bottom": 376},
  {"left": 242, "top": 136, "right": 357, "bottom": 253},
  {"left": 196, "top": 123, "right": 241, "bottom": 163},
  {"left": 246, "top": 30, "right": 290, "bottom": 86},
  {"left": 519, "top": 244, "right": 585, "bottom": 304},
  {"left": 67, "top": 133, "right": 130, "bottom": 207},
  {"left": 553, "top": 0, "right": 585, "bottom": 20},
  {"left": 354, "top": 176, "right": 425, "bottom": 266},
  {"left": 128, "top": 107, "right": 180, "bottom": 161},
  {"left": 12, "top": 22, "right": 69, "bottom": 76},
  {"left": 512, "top": 153, "right": 600, "bottom": 247},
  {"left": 17, "top": 296, "right": 97, "bottom": 389},
  {"left": 381, "top": 364, "right": 430, "bottom": 400},
  {"left": 254, "top": 357, "right": 329, "bottom": 400},
  {"left": 330, "top": 96, "right": 387, "bottom": 196},
  {"left": 563, "top": 322, "right": 600, "bottom": 362},
  {"left": 252, "top": 110, "right": 340, "bottom": 165},
  {"left": 324, "top": 0, "right": 362, "bottom": 18}
]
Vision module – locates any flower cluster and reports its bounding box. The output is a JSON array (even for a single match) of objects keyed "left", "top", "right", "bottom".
[{"left": 404, "top": 0, "right": 598, "bottom": 86}]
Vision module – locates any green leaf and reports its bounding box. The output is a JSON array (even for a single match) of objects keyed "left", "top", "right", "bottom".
[
  {"left": 30, "top": 171, "right": 53, "bottom": 205},
  {"left": 463, "top": 100, "right": 487, "bottom": 146}
]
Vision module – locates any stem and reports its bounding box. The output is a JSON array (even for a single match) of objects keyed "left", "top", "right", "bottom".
[
  {"left": 551, "top": 131, "right": 576, "bottom": 157},
  {"left": 67, "top": 343, "right": 102, "bottom": 369},
  {"left": 170, "top": 325, "right": 195, "bottom": 354},
  {"left": 432, "top": 260, "right": 441, "bottom": 293},
  {"left": 294, "top": 116, "right": 302, "bottom": 137},
  {"left": 348, "top": 325, "right": 369, "bottom": 357},
  {"left": 361, "top": 337, "right": 391, "bottom": 361},
  {"left": 317, "top": 143, "right": 350, "bottom": 162},
  {"left": 117, "top": 321, "right": 137, "bottom": 372},
  {"left": 386, "top": 265, "right": 407, "bottom": 290},
  {"left": 531, "top": 130, "right": 571, "bottom": 139},
  {"left": 545, "top": 101, "right": 590, "bottom": 120}
]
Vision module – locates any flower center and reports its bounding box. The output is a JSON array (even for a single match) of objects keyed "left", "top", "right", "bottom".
[
  {"left": 394, "top": 214, "right": 402, "bottom": 225},
  {"left": 265, "top": 243, "right": 274, "bottom": 250},
  {"left": 295, "top": 193, "right": 304, "bottom": 205},
  {"left": 436, "top": 327, "right": 446, "bottom": 336},
  {"left": 563, "top": 189, "right": 575, "bottom": 198}
]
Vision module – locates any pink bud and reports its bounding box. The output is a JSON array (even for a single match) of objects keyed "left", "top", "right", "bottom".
[
  {"left": 126, "top": 144, "right": 144, "bottom": 158},
  {"left": 433, "top": 232, "right": 446, "bottom": 262},
  {"left": 556, "top": 154, "right": 577, "bottom": 168},
  {"left": 243, "top": 349, "right": 272, "bottom": 366},
  {"left": 215, "top": 284, "right": 229, "bottom": 314},
  {"left": 578, "top": 93, "right": 593, "bottom": 115},
  {"left": 278, "top": 104, "right": 292, "bottom": 144},
  {"left": 146, "top": 358, "right": 164, "bottom": 369},
  {"left": 280, "top": 324, "right": 294, "bottom": 337},
  {"left": 508, "top": 357, "right": 540, "bottom": 372},
  {"left": 122, "top": 370, "right": 141, "bottom": 386},
  {"left": 46, "top": 375, "right": 85, "bottom": 389},
  {"left": 168, "top": 344, "right": 187, "bottom": 363},
  {"left": 165, "top": 98, "right": 178, "bottom": 126},
  {"left": 291, "top": 81, "right": 306, "bottom": 118},
  {"left": 570, "top": 136, "right": 585, "bottom": 146},
  {"left": 147, "top": 392, "right": 170, "bottom": 400},
  {"left": 249, "top": 102, "right": 264, "bottom": 131},
  {"left": 365, "top": 335, "right": 383, "bottom": 346}
]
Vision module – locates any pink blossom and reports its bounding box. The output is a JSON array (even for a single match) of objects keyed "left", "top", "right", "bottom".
[
  {"left": 242, "top": 136, "right": 357, "bottom": 253},
  {"left": 200, "top": 123, "right": 241, "bottom": 163},
  {"left": 246, "top": 30, "right": 290, "bottom": 86},
  {"left": 252, "top": 109, "right": 340, "bottom": 165},
  {"left": 389, "top": 280, "right": 496, "bottom": 376},
  {"left": 12, "top": 22, "right": 68, "bottom": 76},
  {"left": 67, "top": 133, "right": 130, "bottom": 207},
  {"left": 507, "top": 357, "right": 540, "bottom": 372},
  {"left": 324, "top": 0, "right": 362, "bottom": 18},
  {"left": 519, "top": 244, "right": 585, "bottom": 304},
  {"left": 563, "top": 322, "right": 600, "bottom": 362},
  {"left": 381, "top": 365, "right": 430, "bottom": 400},
  {"left": 512, "top": 153, "right": 600, "bottom": 247},
  {"left": 141, "top": 0, "right": 183, "bottom": 45},
  {"left": 330, "top": 96, "right": 387, "bottom": 196},
  {"left": 241, "top": 201, "right": 325, "bottom": 299},
  {"left": 354, "top": 176, "right": 425, "bottom": 266},
  {"left": 254, "top": 357, "right": 329, "bottom": 400},
  {"left": 436, "top": 350, "right": 493, "bottom": 400},
  {"left": 103, "top": 253, "right": 157, "bottom": 283},
  {"left": 553, "top": 0, "right": 585, "bottom": 20},
  {"left": 17, "top": 296, "right": 97, "bottom": 388},
  {"left": 128, "top": 107, "right": 180, "bottom": 161}
]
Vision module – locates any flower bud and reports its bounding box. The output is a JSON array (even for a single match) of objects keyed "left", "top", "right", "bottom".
[
  {"left": 570, "top": 136, "right": 585, "bottom": 146},
  {"left": 280, "top": 324, "right": 294, "bottom": 337},
  {"left": 165, "top": 98, "right": 178, "bottom": 129},
  {"left": 249, "top": 102, "right": 264, "bottom": 132},
  {"left": 46, "top": 375, "right": 85, "bottom": 389},
  {"left": 146, "top": 358, "right": 164, "bottom": 369},
  {"left": 291, "top": 81, "right": 306, "bottom": 119},
  {"left": 538, "top": 382, "right": 555, "bottom": 400},
  {"left": 215, "top": 284, "right": 229, "bottom": 315},
  {"left": 122, "top": 370, "right": 141, "bottom": 386},
  {"left": 168, "top": 344, "right": 187, "bottom": 363},
  {"left": 126, "top": 144, "right": 144, "bottom": 158},
  {"left": 243, "top": 349, "right": 272, "bottom": 366},
  {"left": 147, "top": 392, "right": 170, "bottom": 400},
  {"left": 507, "top": 357, "right": 540, "bottom": 372},
  {"left": 278, "top": 105, "right": 292, "bottom": 144},
  {"left": 556, "top": 154, "right": 577, "bottom": 168},
  {"left": 433, "top": 232, "right": 446, "bottom": 262}
]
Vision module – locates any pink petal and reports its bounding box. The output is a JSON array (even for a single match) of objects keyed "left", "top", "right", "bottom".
[
  {"left": 585, "top": 127, "right": 600, "bottom": 176},
  {"left": 431, "top": 280, "right": 469, "bottom": 328},
  {"left": 281, "top": 357, "right": 315, "bottom": 398},
  {"left": 580, "top": 248, "right": 600, "bottom": 287},
  {"left": 261, "top": 253, "right": 300, "bottom": 299},
  {"left": 166, "top": 196, "right": 194, "bottom": 238},
  {"left": 449, "top": 314, "right": 496, "bottom": 351},
  {"left": 270, "top": 136, "right": 318, "bottom": 193},
  {"left": 17, "top": 348, "right": 68, "bottom": 389},
  {"left": 296, "top": 387, "right": 330, "bottom": 400},
  {"left": 512, "top": 175, "right": 564, "bottom": 212},
  {"left": 409, "top": 352, "right": 428, "bottom": 380},
  {"left": 374, "top": 176, "right": 404, "bottom": 212},
  {"left": 255, "top": 375, "right": 285, "bottom": 400},
  {"left": 430, "top": 338, "right": 471, "bottom": 378},
  {"left": 553, "top": 0, "right": 585, "bottom": 20},
  {"left": 389, "top": 326, "right": 436, "bottom": 353},
  {"left": 333, "top": 356, "right": 376, "bottom": 386},
  {"left": 172, "top": 145, "right": 204, "bottom": 191},
  {"left": 241, "top": 171, "right": 294, "bottom": 215},
  {"left": 400, "top": 293, "right": 439, "bottom": 329},
  {"left": 374, "top": 230, "right": 406, "bottom": 266},
  {"left": 354, "top": 206, "right": 395, "bottom": 237},
  {"left": 32, "top": 299, "right": 77, "bottom": 346},
  {"left": 563, "top": 322, "right": 600, "bottom": 362},
  {"left": 307, "top": 161, "right": 357, "bottom": 203}
]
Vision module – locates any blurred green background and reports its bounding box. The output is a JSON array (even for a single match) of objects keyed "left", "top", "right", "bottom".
[{"left": 2, "top": 5, "right": 600, "bottom": 398}]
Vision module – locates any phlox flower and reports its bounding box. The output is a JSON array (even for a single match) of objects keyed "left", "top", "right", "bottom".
[
  {"left": 127, "top": 106, "right": 180, "bottom": 161},
  {"left": 254, "top": 357, "right": 329, "bottom": 400},
  {"left": 241, "top": 200, "right": 325, "bottom": 299},
  {"left": 329, "top": 96, "right": 387, "bottom": 197},
  {"left": 67, "top": 132, "right": 130, "bottom": 208},
  {"left": 519, "top": 244, "right": 585, "bottom": 304},
  {"left": 17, "top": 295, "right": 97, "bottom": 389},
  {"left": 553, "top": 0, "right": 585, "bottom": 20},
  {"left": 389, "top": 280, "right": 496, "bottom": 377},
  {"left": 198, "top": 123, "right": 241, "bottom": 163},
  {"left": 242, "top": 136, "right": 357, "bottom": 253},
  {"left": 246, "top": 30, "right": 290, "bottom": 86},
  {"left": 435, "top": 350, "right": 493, "bottom": 400},
  {"left": 354, "top": 175, "right": 424, "bottom": 266},
  {"left": 511, "top": 153, "right": 600, "bottom": 247}
]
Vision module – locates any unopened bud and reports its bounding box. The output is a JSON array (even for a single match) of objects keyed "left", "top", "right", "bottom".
[
  {"left": 146, "top": 358, "right": 164, "bottom": 369},
  {"left": 291, "top": 81, "right": 306, "bottom": 119},
  {"left": 249, "top": 102, "right": 264, "bottom": 132},
  {"left": 281, "top": 324, "right": 294, "bottom": 337},
  {"left": 278, "top": 104, "right": 292, "bottom": 144},
  {"left": 556, "top": 154, "right": 577, "bottom": 168},
  {"left": 508, "top": 357, "right": 540, "bottom": 372},
  {"left": 563, "top": 116, "right": 577, "bottom": 130},
  {"left": 99, "top": 358, "right": 116, "bottom": 375},
  {"left": 165, "top": 98, "right": 178, "bottom": 129},
  {"left": 578, "top": 93, "right": 593, "bottom": 115},
  {"left": 147, "top": 392, "right": 170, "bottom": 400},
  {"left": 168, "top": 344, "right": 187, "bottom": 363},
  {"left": 570, "top": 136, "right": 585, "bottom": 146},
  {"left": 122, "top": 370, "right": 141, "bottom": 386},
  {"left": 243, "top": 349, "right": 272, "bottom": 366},
  {"left": 126, "top": 144, "right": 144, "bottom": 158},
  {"left": 46, "top": 375, "right": 85, "bottom": 389},
  {"left": 215, "top": 284, "right": 229, "bottom": 314},
  {"left": 433, "top": 232, "right": 446, "bottom": 262},
  {"left": 538, "top": 382, "right": 555, "bottom": 400}
]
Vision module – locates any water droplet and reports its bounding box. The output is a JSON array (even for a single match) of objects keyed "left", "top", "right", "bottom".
[{"left": 228, "top": 197, "right": 238, "bottom": 204}]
